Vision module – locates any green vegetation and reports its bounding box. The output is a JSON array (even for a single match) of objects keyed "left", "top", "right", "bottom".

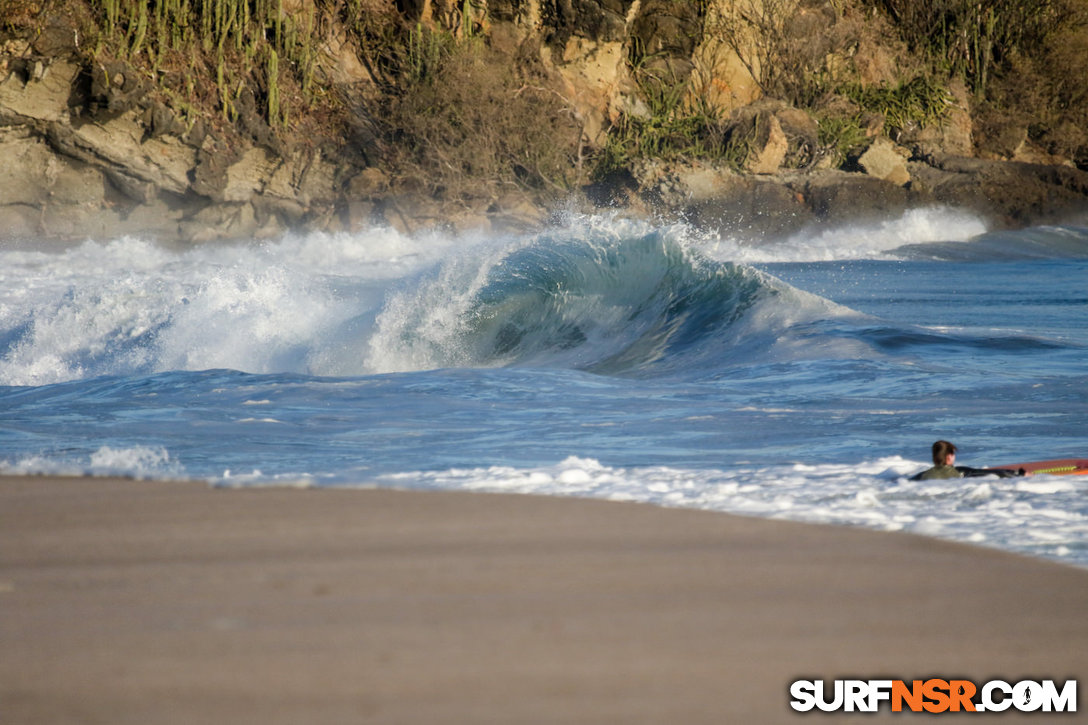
[
  {"left": 860, "top": 0, "right": 1088, "bottom": 159},
  {"left": 842, "top": 76, "right": 953, "bottom": 138},
  {"left": 91, "top": 0, "right": 322, "bottom": 127},
  {"left": 26, "top": 0, "right": 582, "bottom": 203},
  {"left": 615, "top": 0, "right": 1087, "bottom": 170},
  {"left": 594, "top": 61, "right": 737, "bottom": 177},
  {"left": 816, "top": 114, "right": 868, "bottom": 167},
  {"left": 861, "top": 0, "right": 1076, "bottom": 96}
]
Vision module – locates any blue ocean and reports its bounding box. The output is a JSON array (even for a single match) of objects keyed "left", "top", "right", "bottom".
[{"left": 2, "top": 209, "right": 1086, "bottom": 565}]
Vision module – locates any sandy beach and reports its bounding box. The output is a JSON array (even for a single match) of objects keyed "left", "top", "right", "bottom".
[{"left": 1, "top": 474, "right": 1085, "bottom": 723}]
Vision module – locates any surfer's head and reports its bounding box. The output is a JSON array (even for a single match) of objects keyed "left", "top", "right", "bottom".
[{"left": 932, "top": 440, "right": 957, "bottom": 466}]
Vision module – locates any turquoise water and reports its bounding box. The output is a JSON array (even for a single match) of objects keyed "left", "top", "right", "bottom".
[{"left": 1, "top": 211, "right": 1086, "bottom": 565}]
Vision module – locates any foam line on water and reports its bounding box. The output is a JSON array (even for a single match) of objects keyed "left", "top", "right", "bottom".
[
  {"left": 368, "top": 456, "right": 1088, "bottom": 566},
  {"left": 0, "top": 445, "right": 183, "bottom": 479}
]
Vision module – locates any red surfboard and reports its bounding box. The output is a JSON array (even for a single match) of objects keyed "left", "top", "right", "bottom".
[{"left": 986, "top": 458, "right": 1088, "bottom": 476}]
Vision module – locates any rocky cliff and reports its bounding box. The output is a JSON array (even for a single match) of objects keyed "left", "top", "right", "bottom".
[
  {"left": 2, "top": 0, "right": 1087, "bottom": 245},
  {"left": 0, "top": 52, "right": 349, "bottom": 243}
]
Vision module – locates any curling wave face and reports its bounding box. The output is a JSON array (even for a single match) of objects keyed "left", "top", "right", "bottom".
[
  {"left": 364, "top": 229, "right": 856, "bottom": 377},
  {"left": 0, "top": 217, "right": 857, "bottom": 385}
]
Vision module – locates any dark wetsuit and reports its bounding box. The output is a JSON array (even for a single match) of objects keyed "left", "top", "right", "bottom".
[
  {"left": 910, "top": 464, "right": 1023, "bottom": 481},
  {"left": 914, "top": 463, "right": 962, "bottom": 480}
]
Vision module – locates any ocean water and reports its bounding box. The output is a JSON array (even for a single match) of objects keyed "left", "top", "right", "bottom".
[{"left": 1, "top": 209, "right": 1086, "bottom": 566}]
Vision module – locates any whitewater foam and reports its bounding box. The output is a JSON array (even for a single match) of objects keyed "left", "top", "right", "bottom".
[
  {"left": 368, "top": 455, "right": 1088, "bottom": 564},
  {"left": 1, "top": 445, "right": 182, "bottom": 479},
  {"left": 701, "top": 207, "right": 989, "bottom": 263},
  {"left": 0, "top": 231, "right": 444, "bottom": 385}
]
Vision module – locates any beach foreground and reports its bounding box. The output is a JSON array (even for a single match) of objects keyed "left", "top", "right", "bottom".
[{"left": 1, "top": 476, "right": 1085, "bottom": 723}]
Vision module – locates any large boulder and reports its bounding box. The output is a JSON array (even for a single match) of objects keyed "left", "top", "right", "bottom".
[
  {"left": 743, "top": 112, "right": 788, "bottom": 175},
  {"left": 857, "top": 137, "right": 910, "bottom": 186},
  {"left": 0, "top": 57, "right": 78, "bottom": 123}
]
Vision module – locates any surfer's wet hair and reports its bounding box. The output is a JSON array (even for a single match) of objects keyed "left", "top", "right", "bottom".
[{"left": 932, "top": 440, "right": 957, "bottom": 466}]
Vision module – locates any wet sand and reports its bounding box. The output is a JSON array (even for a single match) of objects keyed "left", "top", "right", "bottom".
[{"left": 1, "top": 475, "right": 1085, "bottom": 723}]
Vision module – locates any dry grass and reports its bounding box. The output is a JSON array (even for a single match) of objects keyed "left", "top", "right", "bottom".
[{"left": 378, "top": 28, "right": 582, "bottom": 202}]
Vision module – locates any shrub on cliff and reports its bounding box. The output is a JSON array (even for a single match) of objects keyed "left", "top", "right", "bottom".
[
  {"left": 601, "top": 0, "right": 1087, "bottom": 171},
  {"left": 862, "top": 0, "right": 1088, "bottom": 163},
  {"left": 357, "top": 21, "right": 583, "bottom": 204},
  {"left": 862, "top": 0, "right": 1074, "bottom": 96},
  {"left": 594, "top": 64, "right": 733, "bottom": 177}
]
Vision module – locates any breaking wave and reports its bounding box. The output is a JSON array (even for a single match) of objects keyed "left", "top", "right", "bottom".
[{"left": 1, "top": 209, "right": 1084, "bottom": 386}]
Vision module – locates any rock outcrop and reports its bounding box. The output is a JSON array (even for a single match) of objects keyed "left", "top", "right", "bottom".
[
  {"left": 858, "top": 138, "right": 910, "bottom": 187},
  {"left": 0, "top": 53, "right": 359, "bottom": 244}
]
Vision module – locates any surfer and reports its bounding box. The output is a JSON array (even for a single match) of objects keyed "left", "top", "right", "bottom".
[
  {"left": 910, "top": 441, "right": 1026, "bottom": 480},
  {"left": 914, "top": 440, "right": 962, "bottom": 480}
]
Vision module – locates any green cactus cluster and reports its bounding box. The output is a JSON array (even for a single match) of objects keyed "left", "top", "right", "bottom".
[{"left": 93, "top": 0, "right": 318, "bottom": 127}]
